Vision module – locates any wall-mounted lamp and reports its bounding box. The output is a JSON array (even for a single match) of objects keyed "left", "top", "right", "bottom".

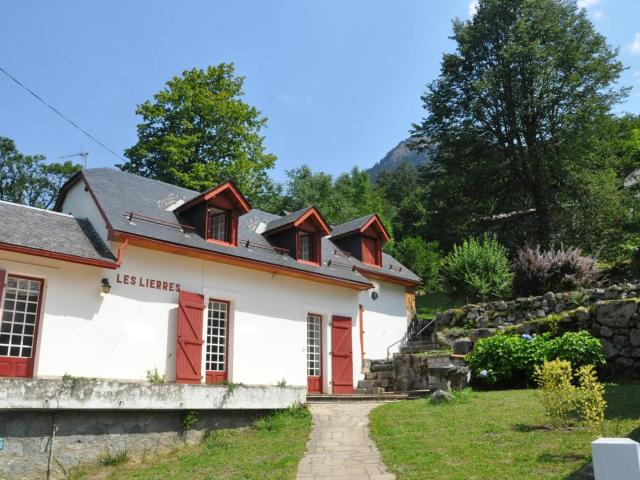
[
  {"left": 101, "top": 278, "right": 112, "bottom": 294},
  {"left": 371, "top": 291, "right": 379, "bottom": 300}
]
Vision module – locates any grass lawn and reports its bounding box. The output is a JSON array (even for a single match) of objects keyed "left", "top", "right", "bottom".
[
  {"left": 416, "top": 293, "right": 465, "bottom": 319},
  {"left": 370, "top": 384, "right": 640, "bottom": 480},
  {"left": 70, "top": 406, "right": 312, "bottom": 480}
]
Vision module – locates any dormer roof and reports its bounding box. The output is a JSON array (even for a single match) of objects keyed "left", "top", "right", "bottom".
[
  {"left": 331, "top": 213, "right": 390, "bottom": 242},
  {"left": 264, "top": 206, "right": 332, "bottom": 236},
  {"left": 175, "top": 180, "right": 251, "bottom": 215}
]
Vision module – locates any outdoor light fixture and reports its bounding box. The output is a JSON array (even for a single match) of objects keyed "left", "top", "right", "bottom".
[
  {"left": 101, "top": 278, "right": 112, "bottom": 294},
  {"left": 371, "top": 291, "right": 379, "bottom": 300}
]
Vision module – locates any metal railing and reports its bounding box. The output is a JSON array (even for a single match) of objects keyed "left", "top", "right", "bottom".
[{"left": 386, "top": 317, "right": 436, "bottom": 360}]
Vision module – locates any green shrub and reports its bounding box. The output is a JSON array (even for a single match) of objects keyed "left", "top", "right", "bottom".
[
  {"left": 439, "top": 234, "right": 513, "bottom": 302},
  {"left": 545, "top": 331, "right": 606, "bottom": 369},
  {"left": 466, "top": 331, "right": 605, "bottom": 388},
  {"left": 534, "top": 360, "right": 607, "bottom": 437},
  {"left": 534, "top": 359, "right": 576, "bottom": 429}
]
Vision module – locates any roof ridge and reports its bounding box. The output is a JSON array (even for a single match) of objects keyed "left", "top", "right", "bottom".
[
  {"left": 0, "top": 200, "right": 75, "bottom": 218},
  {"left": 84, "top": 168, "right": 199, "bottom": 196}
]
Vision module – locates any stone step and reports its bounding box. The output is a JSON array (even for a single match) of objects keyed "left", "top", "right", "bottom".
[
  {"left": 399, "top": 345, "right": 448, "bottom": 354},
  {"left": 357, "top": 379, "right": 392, "bottom": 389},
  {"left": 364, "top": 370, "right": 394, "bottom": 381},
  {"left": 307, "top": 392, "right": 409, "bottom": 402},
  {"left": 405, "top": 340, "right": 440, "bottom": 348},
  {"left": 370, "top": 363, "right": 393, "bottom": 372},
  {"left": 354, "top": 386, "right": 386, "bottom": 395}
]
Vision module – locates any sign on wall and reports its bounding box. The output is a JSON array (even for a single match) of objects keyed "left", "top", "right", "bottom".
[{"left": 116, "top": 273, "right": 181, "bottom": 293}]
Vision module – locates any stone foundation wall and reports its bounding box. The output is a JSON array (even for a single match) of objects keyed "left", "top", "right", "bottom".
[
  {"left": 435, "top": 283, "right": 640, "bottom": 331},
  {"left": 0, "top": 379, "right": 305, "bottom": 479},
  {"left": 0, "top": 409, "right": 262, "bottom": 480}
]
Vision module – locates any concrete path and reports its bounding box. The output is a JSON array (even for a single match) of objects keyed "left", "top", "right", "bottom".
[{"left": 296, "top": 402, "right": 396, "bottom": 480}]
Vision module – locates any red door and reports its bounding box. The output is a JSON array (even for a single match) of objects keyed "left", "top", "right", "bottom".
[
  {"left": 176, "top": 290, "right": 205, "bottom": 384},
  {"left": 331, "top": 315, "right": 353, "bottom": 394},
  {"left": 0, "top": 272, "right": 44, "bottom": 378}
]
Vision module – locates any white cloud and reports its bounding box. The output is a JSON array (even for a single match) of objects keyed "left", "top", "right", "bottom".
[
  {"left": 627, "top": 33, "right": 640, "bottom": 55},
  {"left": 592, "top": 10, "right": 604, "bottom": 20},
  {"left": 633, "top": 70, "right": 640, "bottom": 78},
  {"left": 468, "top": 0, "right": 479, "bottom": 17},
  {"left": 577, "top": 0, "right": 599, "bottom": 8},
  {"left": 276, "top": 94, "right": 296, "bottom": 104}
]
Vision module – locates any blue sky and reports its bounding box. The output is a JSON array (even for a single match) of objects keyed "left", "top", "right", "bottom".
[{"left": 1, "top": 0, "right": 640, "bottom": 181}]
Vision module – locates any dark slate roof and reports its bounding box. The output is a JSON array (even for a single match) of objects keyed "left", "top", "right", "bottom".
[
  {"left": 330, "top": 214, "right": 375, "bottom": 238},
  {"left": 0, "top": 201, "right": 117, "bottom": 264},
  {"left": 59, "top": 169, "right": 421, "bottom": 285},
  {"left": 264, "top": 206, "right": 314, "bottom": 234}
]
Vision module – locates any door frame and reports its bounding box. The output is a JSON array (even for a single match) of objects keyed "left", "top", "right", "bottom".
[
  {"left": 0, "top": 273, "right": 45, "bottom": 378},
  {"left": 205, "top": 298, "right": 231, "bottom": 384},
  {"left": 306, "top": 312, "right": 323, "bottom": 393}
]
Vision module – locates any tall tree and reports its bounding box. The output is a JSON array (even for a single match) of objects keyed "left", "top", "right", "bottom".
[
  {"left": 412, "top": 0, "right": 627, "bottom": 249},
  {"left": 120, "top": 64, "right": 276, "bottom": 201},
  {"left": 0, "top": 137, "right": 80, "bottom": 209}
]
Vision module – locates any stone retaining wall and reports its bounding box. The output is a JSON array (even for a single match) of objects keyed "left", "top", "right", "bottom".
[
  {"left": 435, "top": 283, "right": 640, "bottom": 330},
  {"left": 435, "top": 294, "right": 640, "bottom": 378}
]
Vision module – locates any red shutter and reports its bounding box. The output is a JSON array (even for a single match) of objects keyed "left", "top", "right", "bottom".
[
  {"left": 0, "top": 270, "right": 6, "bottom": 303},
  {"left": 362, "top": 237, "right": 379, "bottom": 266},
  {"left": 331, "top": 316, "right": 354, "bottom": 394},
  {"left": 176, "top": 290, "right": 205, "bottom": 384}
]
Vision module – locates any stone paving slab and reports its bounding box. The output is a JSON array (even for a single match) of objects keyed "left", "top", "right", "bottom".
[{"left": 297, "top": 402, "right": 396, "bottom": 480}]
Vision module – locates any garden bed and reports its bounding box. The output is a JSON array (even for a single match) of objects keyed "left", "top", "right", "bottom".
[{"left": 369, "top": 384, "right": 640, "bottom": 480}]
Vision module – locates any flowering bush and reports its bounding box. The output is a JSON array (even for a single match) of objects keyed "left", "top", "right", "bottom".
[
  {"left": 466, "top": 331, "right": 605, "bottom": 388},
  {"left": 513, "top": 245, "right": 599, "bottom": 296}
]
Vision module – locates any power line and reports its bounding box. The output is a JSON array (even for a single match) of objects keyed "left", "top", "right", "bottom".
[{"left": 0, "top": 65, "right": 126, "bottom": 163}]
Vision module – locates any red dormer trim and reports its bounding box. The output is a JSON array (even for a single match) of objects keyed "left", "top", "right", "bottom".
[
  {"left": 360, "top": 214, "right": 391, "bottom": 242},
  {"left": 177, "top": 180, "right": 250, "bottom": 248},
  {"left": 266, "top": 207, "right": 332, "bottom": 237},
  {"left": 176, "top": 180, "right": 251, "bottom": 215}
]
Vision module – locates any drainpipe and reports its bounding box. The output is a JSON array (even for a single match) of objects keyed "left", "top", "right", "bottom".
[{"left": 46, "top": 414, "right": 58, "bottom": 480}]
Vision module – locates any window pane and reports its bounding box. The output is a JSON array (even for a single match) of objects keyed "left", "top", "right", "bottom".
[
  {"left": 206, "top": 299, "right": 228, "bottom": 372},
  {"left": 0, "top": 276, "right": 41, "bottom": 358},
  {"left": 209, "top": 208, "right": 229, "bottom": 242},
  {"left": 307, "top": 314, "right": 321, "bottom": 377}
]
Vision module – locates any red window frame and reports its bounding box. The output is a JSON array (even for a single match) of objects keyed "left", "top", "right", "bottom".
[
  {"left": 205, "top": 207, "right": 237, "bottom": 247},
  {"left": 307, "top": 312, "right": 323, "bottom": 393},
  {"left": 296, "top": 230, "right": 321, "bottom": 265},
  {"left": 0, "top": 273, "right": 45, "bottom": 378},
  {"left": 205, "top": 298, "right": 231, "bottom": 384}
]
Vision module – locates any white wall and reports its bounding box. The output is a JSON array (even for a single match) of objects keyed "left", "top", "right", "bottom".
[
  {"left": 0, "top": 245, "right": 362, "bottom": 391},
  {"left": 359, "top": 278, "right": 409, "bottom": 360},
  {"left": 59, "top": 180, "right": 111, "bottom": 245}
]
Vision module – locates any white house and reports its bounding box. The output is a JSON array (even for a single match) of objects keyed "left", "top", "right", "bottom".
[{"left": 0, "top": 168, "right": 420, "bottom": 394}]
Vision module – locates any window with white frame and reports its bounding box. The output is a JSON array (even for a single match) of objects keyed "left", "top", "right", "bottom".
[
  {"left": 307, "top": 314, "right": 321, "bottom": 377},
  {"left": 206, "top": 299, "right": 228, "bottom": 372},
  {"left": 0, "top": 276, "right": 41, "bottom": 358}
]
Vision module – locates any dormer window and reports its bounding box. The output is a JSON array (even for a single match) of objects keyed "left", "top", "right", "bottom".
[
  {"left": 297, "top": 230, "right": 320, "bottom": 264},
  {"left": 264, "top": 206, "right": 331, "bottom": 265},
  {"left": 208, "top": 208, "right": 230, "bottom": 243},
  {"left": 175, "top": 180, "right": 252, "bottom": 248},
  {"left": 299, "top": 232, "right": 312, "bottom": 261},
  {"left": 330, "top": 214, "right": 390, "bottom": 268}
]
